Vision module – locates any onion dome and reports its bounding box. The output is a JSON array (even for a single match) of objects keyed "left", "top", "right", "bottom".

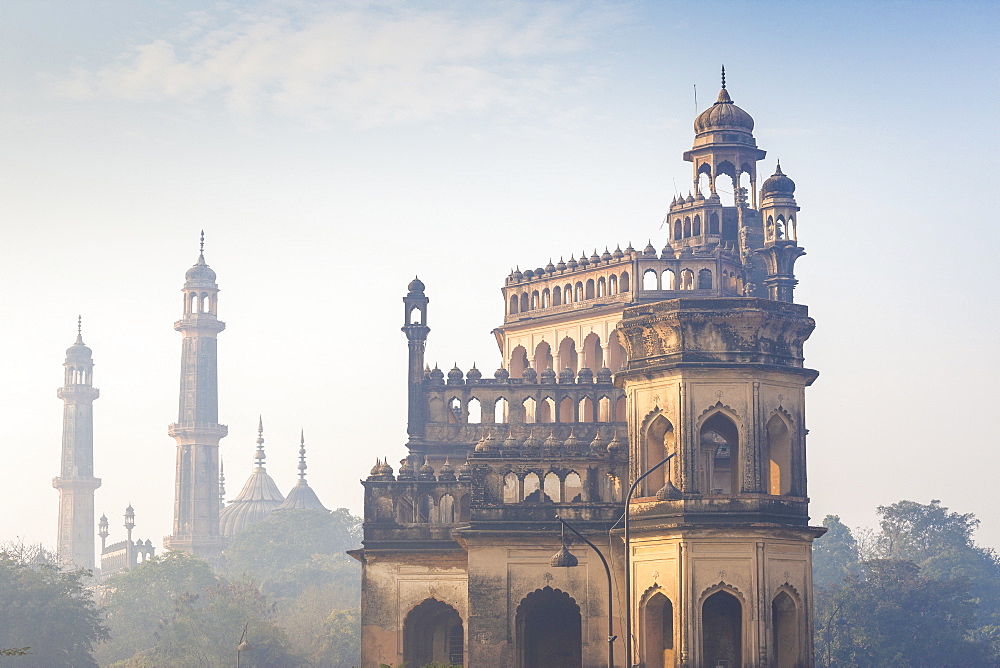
[
  {"left": 219, "top": 419, "right": 286, "bottom": 537},
  {"left": 523, "top": 269, "right": 534, "bottom": 280},
  {"left": 589, "top": 430, "right": 605, "bottom": 454},
  {"left": 559, "top": 367, "right": 576, "bottom": 384},
  {"left": 601, "top": 248, "right": 612, "bottom": 262},
  {"left": 606, "top": 431, "right": 622, "bottom": 454},
  {"left": 378, "top": 459, "right": 394, "bottom": 479},
  {"left": 589, "top": 250, "right": 601, "bottom": 265},
  {"left": 437, "top": 458, "right": 456, "bottom": 482},
  {"left": 685, "top": 192, "right": 695, "bottom": 204},
  {"left": 65, "top": 316, "right": 92, "bottom": 361},
  {"left": 545, "top": 259, "right": 555, "bottom": 274},
  {"left": 643, "top": 241, "right": 657, "bottom": 257},
  {"left": 564, "top": 429, "right": 580, "bottom": 453},
  {"left": 475, "top": 430, "right": 490, "bottom": 453},
  {"left": 625, "top": 242, "right": 635, "bottom": 254},
  {"left": 278, "top": 430, "right": 328, "bottom": 511},
  {"left": 578, "top": 253, "right": 589, "bottom": 268},
  {"left": 513, "top": 268, "right": 523, "bottom": 281},
  {"left": 694, "top": 86, "right": 755, "bottom": 136},
  {"left": 522, "top": 428, "right": 540, "bottom": 451},
  {"left": 494, "top": 367, "right": 510, "bottom": 381},
  {"left": 577, "top": 367, "right": 594, "bottom": 384},
  {"left": 466, "top": 364, "right": 482, "bottom": 381},
  {"left": 185, "top": 232, "right": 217, "bottom": 284},
  {"left": 407, "top": 276, "right": 425, "bottom": 295},
  {"left": 535, "top": 267, "right": 544, "bottom": 277},
  {"left": 760, "top": 162, "right": 796, "bottom": 197},
  {"left": 397, "top": 458, "right": 416, "bottom": 480},
  {"left": 543, "top": 430, "right": 560, "bottom": 452},
  {"left": 612, "top": 245, "right": 624, "bottom": 260},
  {"left": 540, "top": 367, "right": 556, "bottom": 384},
  {"left": 429, "top": 364, "right": 445, "bottom": 384},
  {"left": 567, "top": 255, "right": 578, "bottom": 270},
  {"left": 369, "top": 459, "right": 382, "bottom": 478},
  {"left": 660, "top": 244, "right": 674, "bottom": 260},
  {"left": 418, "top": 457, "right": 435, "bottom": 481},
  {"left": 458, "top": 458, "right": 473, "bottom": 481},
  {"left": 556, "top": 257, "right": 567, "bottom": 271},
  {"left": 597, "top": 366, "right": 612, "bottom": 384},
  {"left": 522, "top": 367, "right": 537, "bottom": 384},
  {"left": 503, "top": 428, "right": 519, "bottom": 451}
]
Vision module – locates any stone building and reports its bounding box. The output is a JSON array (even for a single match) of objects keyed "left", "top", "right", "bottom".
[
  {"left": 97, "top": 505, "right": 155, "bottom": 581},
  {"left": 53, "top": 318, "right": 102, "bottom": 571},
  {"left": 354, "top": 73, "right": 824, "bottom": 667}
]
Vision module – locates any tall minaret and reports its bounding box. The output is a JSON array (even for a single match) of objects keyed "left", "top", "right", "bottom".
[
  {"left": 164, "top": 232, "right": 228, "bottom": 558},
  {"left": 53, "top": 316, "right": 101, "bottom": 570}
]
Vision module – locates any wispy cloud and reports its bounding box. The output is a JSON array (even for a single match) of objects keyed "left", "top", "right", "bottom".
[{"left": 55, "top": 1, "right": 623, "bottom": 127}]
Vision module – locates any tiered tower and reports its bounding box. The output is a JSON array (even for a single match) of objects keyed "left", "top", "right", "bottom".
[
  {"left": 164, "top": 233, "right": 228, "bottom": 557},
  {"left": 53, "top": 317, "right": 101, "bottom": 570}
]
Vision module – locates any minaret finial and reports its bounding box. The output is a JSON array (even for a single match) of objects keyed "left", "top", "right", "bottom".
[
  {"left": 721, "top": 65, "right": 726, "bottom": 89},
  {"left": 75, "top": 315, "right": 84, "bottom": 344},
  {"left": 298, "top": 429, "right": 307, "bottom": 482},
  {"left": 219, "top": 460, "right": 226, "bottom": 507},
  {"left": 199, "top": 230, "right": 205, "bottom": 255},
  {"left": 254, "top": 416, "right": 266, "bottom": 471}
]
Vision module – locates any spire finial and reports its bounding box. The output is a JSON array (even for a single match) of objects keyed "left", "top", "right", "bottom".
[
  {"left": 75, "top": 315, "right": 84, "bottom": 344},
  {"left": 298, "top": 429, "right": 307, "bottom": 482},
  {"left": 254, "top": 416, "right": 266, "bottom": 471},
  {"left": 721, "top": 65, "right": 726, "bottom": 89},
  {"left": 199, "top": 230, "right": 205, "bottom": 254}
]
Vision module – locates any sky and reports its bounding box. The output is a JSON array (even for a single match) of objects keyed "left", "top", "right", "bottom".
[{"left": 2, "top": 0, "right": 999, "bottom": 558}]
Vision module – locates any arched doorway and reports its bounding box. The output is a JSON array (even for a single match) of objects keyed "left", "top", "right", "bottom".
[
  {"left": 702, "top": 590, "right": 741, "bottom": 667},
  {"left": 642, "top": 591, "right": 675, "bottom": 668},
  {"left": 772, "top": 591, "right": 799, "bottom": 668},
  {"left": 516, "top": 586, "right": 581, "bottom": 667},
  {"left": 403, "top": 598, "right": 464, "bottom": 667},
  {"left": 699, "top": 412, "right": 739, "bottom": 494}
]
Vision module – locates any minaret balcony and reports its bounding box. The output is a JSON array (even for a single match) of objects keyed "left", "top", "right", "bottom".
[
  {"left": 168, "top": 422, "right": 229, "bottom": 441},
  {"left": 57, "top": 386, "right": 100, "bottom": 401},
  {"left": 174, "top": 315, "right": 226, "bottom": 333}
]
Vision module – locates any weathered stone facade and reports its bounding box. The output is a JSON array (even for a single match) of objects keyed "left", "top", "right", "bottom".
[{"left": 355, "top": 75, "right": 822, "bottom": 667}]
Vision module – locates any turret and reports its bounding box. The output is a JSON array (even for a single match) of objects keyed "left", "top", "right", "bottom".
[
  {"left": 402, "top": 277, "right": 430, "bottom": 444},
  {"left": 756, "top": 163, "right": 805, "bottom": 303}
]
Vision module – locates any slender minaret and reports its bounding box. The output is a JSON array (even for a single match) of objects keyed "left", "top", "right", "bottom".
[
  {"left": 402, "top": 278, "right": 429, "bottom": 445},
  {"left": 165, "top": 232, "right": 228, "bottom": 557},
  {"left": 53, "top": 317, "right": 102, "bottom": 570}
]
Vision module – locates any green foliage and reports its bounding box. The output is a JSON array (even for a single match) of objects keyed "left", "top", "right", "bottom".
[
  {"left": 813, "top": 515, "right": 861, "bottom": 590},
  {"left": 0, "top": 546, "right": 108, "bottom": 667},
  {"left": 317, "top": 608, "right": 360, "bottom": 666}
]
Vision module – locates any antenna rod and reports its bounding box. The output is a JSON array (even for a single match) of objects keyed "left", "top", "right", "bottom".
[{"left": 694, "top": 84, "right": 697, "bottom": 113}]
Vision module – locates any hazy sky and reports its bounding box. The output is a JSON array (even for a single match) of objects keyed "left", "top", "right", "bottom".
[{"left": 2, "top": 0, "right": 998, "bottom": 558}]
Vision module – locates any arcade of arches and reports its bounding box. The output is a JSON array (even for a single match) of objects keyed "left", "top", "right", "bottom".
[{"left": 403, "top": 598, "right": 464, "bottom": 667}]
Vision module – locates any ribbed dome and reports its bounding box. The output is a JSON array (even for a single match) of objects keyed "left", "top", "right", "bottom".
[
  {"left": 694, "top": 88, "right": 754, "bottom": 136},
  {"left": 65, "top": 337, "right": 92, "bottom": 361},
  {"left": 407, "top": 276, "right": 425, "bottom": 294},
  {"left": 185, "top": 254, "right": 217, "bottom": 283},
  {"left": 277, "top": 480, "right": 327, "bottom": 511},
  {"left": 219, "top": 469, "right": 285, "bottom": 536},
  {"left": 760, "top": 163, "right": 796, "bottom": 196}
]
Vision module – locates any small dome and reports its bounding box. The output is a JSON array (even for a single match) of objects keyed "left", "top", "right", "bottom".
[
  {"left": 578, "top": 254, "right": 589, "bottom": 268},
  {"left": 494, "top": 367, "right": 510, "bottom": 381},
  {"left": 601, "top": 248, "right": 612, "bottom": 262},
  {"left": 545, "top": 260, "right": 555, "bottom": 274},
  {"left": 438, "top": 458, "right": 456, "bottom": 481},
  {"left": 540, "top": 367, "right": 556, "bottom": 384},
  {"left": 447, "top": 364, "right": 464, "bottom": 381},
  {"left": 556, "top": 258, "right": 567, "bottom": 271},
  {"left": 429, "top": 365, "right": 445, "bottom": 382},
  {"left": 65, "top": 339, "right": 93, "bottom": 361},
  {"left": 407, "top": 276, "right": 425, "bottom": 294},
  {"left": 219, "top": 468, "right": 285, "bottom": 537},
  {"left": 277, "top": 480, "right": 328, "bottom": 511},
  {"left": 643, "top": 241, "right": 657, "bottom": 257},
  {"left": 567, "top": 256, "right": 578, "bottom": 270},
  {"left": 760, "top": 163, "right": 796, "bottom": 197},
  {"left": 694, "top": 87, "right": 755, "bottom": 136},
  {"left": 466, "top": 365, "right": 482, "bottom": 381},
  {"left": 185, "top": 255, "right": 217, "bottom": 283},
  {"left": 418, "top": 458, "right": 435, "bottom": 481},
  {"left": 523, "top": 269, "right": 534, "bottom": 280},
  {"left": 612, "top": 246, "right": 624, "bottom": 260}
]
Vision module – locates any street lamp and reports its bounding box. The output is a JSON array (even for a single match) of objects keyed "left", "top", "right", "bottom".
[
  {"left": 623, "top": 453, "right": 675, "bottom": 668},
  {"left": 550, "top": 515, "right": 616, "bottom": 668},
  {"left": 236, "top": 622, "right": 253, "bottom": 668}
]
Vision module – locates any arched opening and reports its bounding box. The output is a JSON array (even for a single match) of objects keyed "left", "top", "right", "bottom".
[
  {"left": 602, "top": 473, "right": 622, "bottom": 502},
  {"left": 615, "top": 396, "right": 626, "bottom": 421},
  {"left": 522, "top": 397, "right": 537, "bottom": 423},
  {"left": 522, "top": 472, "right": 540, "bottom": 500},
  {"left": 483, "top": 473, "right": 503, "bottom": 503},
  {"left": 403, "top": 598, "right": 464, "bottom": 668},
  {"left": 515, "top": 587, "right": 582, "bottom": 668},
  {"left": 467, "top": 398, "right": 482, "bottom": 424},
  {"left": 579, "top": 397, "right": 595, "bottom": 422},
  {"left": 531, "top": 291, "right": 540, "bottom": 309},
  {"left": 582, "top": 332, "right": 602, "bottom": 371},
  {"left": 643, "top": 269, "right": 659, "bottom": 290},
  {"left": 598, "top": 396, "right": 612, "bottom": 422},
  {"left": 698, "top": 170, "right": 712, "bottom": 197},
  {"left": 458, "top": 494, "right": 471, "bottom": 521},
  {"left": 574, "top": 282, "right": 584, "bottom": 302},
  {"left": 767, "top": 414, "right": 792, "bottom": 495},
  {"left": 693, "top": 215, "right": 702, "bottom": 236},
  {"left": 714, "top": 162, "right": 737, "bottom": 207},
  {"left": 700, "top": 412, "right": 739, "bottom": 494},
  {"left": 494, "top": 397, "right": 509, "bottom": 423},
  {"left": 408, "top": 305, "right": 423, "bottom": 325},
  {"left": 683, "top": 217, "right": 691, "bottom": 237},
  {"left": 564, "top": 472, "right": 583, "bottom": 502},
  {"left": 642, "top": 592, "right": 675, "bottom": 668},
  {"left": 438, "top": 494, "right": 455, "bottom": 523},
  {"left": 662, "top": 269, "right": 676, "bottom": 290},
  {"left": 539, "top": 397, "right": 556, "bottom": 423},
  {"left": 559, "top": 396, "right": 575, "bottom": 422},
  {"left": 673, "top": 220, "right": 682, "bottom": 240},
  {"left": 520, "top": 293, "right": 529, "bottom": 312},
  {"left": 698, "top": 268, "right": 713, "bottom": 290},
  {"left": 553, "top": 285, "right": 562, "bottom": 306},
  {"left": 448, "top": 397, "right": 463, "bottom": 423},
  {"left": 620, "top": 272, "right": 630, "bottom": 292},
  {"left": 564, "top": 283, "right": 573, "bottom": 303},
  {"left": 558, "top": 337, "right": 578, "bottom": 374},
  {"left": 643, "top": 415, "right": 675, "bottom": 496},
  {"left": 608, "top": 330, "right": 627, "bottom": 372},
  {"left": 510, "top": 345, "right": 529, "bottom": 379},
  {"left": 597, "top": 276, "right": 606, "bottom": 297},
  {"left": 417, "top": 494, "right": 434, "bottom": 522},
  {"left": 773, "top": 591, "right": 799, "bottom": 668},
  {"left": 396, "top": 495, "right": 414, "bottom": 523},
  {"left": 680, "top": 269, "right": 694, "bottom": 290},
  {"left": 709, "top": 211, "right": 720, "bottom": 235},
  {"left": 702, "top": 590, "right": 741, "bottom": 667},
  {"left": 509, "top": 294, "right": 519, "bottom": 314},
  {"left": 544, "top": 472, "right": 561, "bottom": 502},
  {"left": 541, "top": 288, "right": 550, "bottom": 308},
  {"left": 534, "top": 341, "right": 553, "bottom": 373},
  {"left": 585, "top": 279, "right": 595, "bottom": 300},
  {"left": 609, "top": 274, "right": 618, "bottom": 295},
  {"left": 503, "top": 472, "right": 519, "bottom": 503}
]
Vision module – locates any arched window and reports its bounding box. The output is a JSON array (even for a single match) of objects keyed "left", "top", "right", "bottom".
[
  {"left": 438, "top": 494, "right": 455, "bottom": 523},
  {"left": 483, "top": 472, "right": 502, "bottom": 503},
  {"left": 494, "top": 397, "right": 508, "bottom": 423},
  {"left": 553, "top": 285, "right": 562, "bottom": 306},
  {"left": 709, "top": 211, "right": 720, "bottom": 234},
  {"left": 643, "top": 415, "right": 675, "bottom": 496},
  {"left": 693, "top": 215, "right": 701, "bottom": 236},
  {"left": 574, "top": 282, "right": 584, "bottom": 302},
  {"left": 458, "top": 494, "right": 470, "bottom": 521},
  {"left": 597, "top": 276, "right": 606, "bottom": 297},
  {"left": 662, "top": 269, "right": 676, "bottom": 290},
  {"left": 523, "top": 472, "right": 540, "bottom": 501},
  {"left": 396, "top": 495, "right": 414, "bottom": 523},
  {"left": 601, "top": 473, "right": 622, "bottom": 502},
  {"left": 534, "top": 341, "right": 553, "bottom": 373},
  {"left": 643, "top": 269, "right": 659, "bottom": 290},
  {"left": 544, "top": 472, "right": 561, "bottom": 502},
  {"left": 608, "top": 330, "right": 627, "bottom": 373},
  {"left": 417, "top": 494, "right": 434, "bottom": 523},
  {"left": 642, "top": 592, "right": 675, "bottom": 668},
  {"left": 582, "top": 332, "right": 602, "bottom": 371},
  {"left": 564, "top": 284, "right": 573, "bottom": 303},
  {"left": 509, "top": 294, "right": 519, "bottom": 314},
  {"left": 698, "top": 268, "right": 713, "bottom": 290},
  {"left": 621, "top": 272, "right": 630, "bottom": 292},
  {"left": 700, "top": 412, "right": 739, "bottom": 494},
  {"left": 515, "top": 588, "right": 581, "bottom": 668},
  {"left": 509, "top": 345, "right": 529, "bottom": 379},
  {"left": 564, "top": 472, "right": 583, "bottom": 502},
  {"left": 702, "top": 590, "right": 741, "bottom": 667},
  {"left": 448, "top": 397, "right": 462, "bottom": 424},
  {"left": 615, "top": 395, "right": 627, "bottom": 421},
  {"left": 680, "top": 269, "right": 694, "bottom": 290},
  {"left": 673, "top": 220, "right": 682, "bottom": 240},
  {"left": 520, "top": 292, "right": 529, "bottom": 312},
  {"left": 683, "top": 217, "right": 691, "bottom": 237},
  {"left": 559, "top": 396, "right": 575, "bottom": 423},
  {"left": 585, "top": 279, "right": 595, "bottom": 299},
  {"left": 609, "top": 274, "right": 618, "bottom": 295},
  {"left": 403, "top": 599, "right": 464, "bottom": 668},
  {"left": 767, "top": 414, "right": 792, "bottom": 495},
  {"left": 579, "top": 397, "right": 595, "bottom": 422},
  {"left": 773, "top": 591, "right": 800, "bottom": 667},
  {"left": 558, "top": 337, "right": 578, "bottom": 375},
  {"left": 541, "top": 288, "right": 550, "bottom": 308},
  {"left": 503, "top": 473, "right": 519, "bottom": 503},
  {"left": 539, "top": 397, "right": 556, "bottom": 423},
  {"left": 598, "top": 396, "right": 612, "bottom": 422},
  {"left": 522, "top": 397, "right": 537, "bottom": 423},
  {"left": 531, "top": 290, "right": 540, "bottom": 309},
  {"left": 467, "top": 398, "right": 482, "bottom": 424}
]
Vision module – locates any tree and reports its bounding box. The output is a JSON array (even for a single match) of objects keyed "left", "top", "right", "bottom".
[
  {"left": 821, "top": 559, "right": 992, "bottom": 667},
  {"left": 0, "top": 546, "right": 108, "bottom": 667},
  {"left": 813, "top": 515, "right": 861, "bottom": 590}
]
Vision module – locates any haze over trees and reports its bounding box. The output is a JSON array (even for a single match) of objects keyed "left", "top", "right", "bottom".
[{"left": 813, "top": 500, "right": 1000, "bottom": 666}]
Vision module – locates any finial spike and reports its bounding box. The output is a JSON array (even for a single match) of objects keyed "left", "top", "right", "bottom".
[
  {"left": 721, "top": 65, "right": 726, "bottom": 89},
  {"left": 77, "top": 315, "right": 82, "bottom": 335},
  {"left": 199, "top": 230, "right": 205, "bottom": 254},
  {"left": 257, "top": 415, "right": 263, "bottom": 434}
]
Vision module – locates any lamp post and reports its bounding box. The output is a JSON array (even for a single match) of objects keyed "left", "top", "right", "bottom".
[
  {"left": 623, "top": 453, "right": 675, "bottom": 668},
  {"left": 550, "top": 515, "right": 616, "bottom": 668}
]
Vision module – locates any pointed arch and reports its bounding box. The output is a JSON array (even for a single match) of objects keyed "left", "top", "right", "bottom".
[
  {"left": 700, "top": 585, "right": 744, "bottom": 668},
  {"left": 438, "top": 494, "right": 455, "bottom": 523},
  {"left": 661, "top": 268, "right": 676, "bottom": 290},
  {"left": 597, "top": 395, "right": 612, "bottom": 422},
  {"left": 515, "top": 587, "right": 581, "bottom": 668},
  {"left": 494, "top": 397, "right": 509, "bottom": 423},
  {"left": 767, "top": 409, "right": 793, "bottom": 495},
  {"left": 543, "top": 472, "right": 561, "bottom": 502},
  {"left": 693, "top": 214, "right": 701, "bottom": 236},
  {"left": 699, "top": 408, "right": 740, "bottom": 494},
  {"left": 522, "top": 397, "right": 537, "bottom": 423},
  {"left": 509, "top": 345, "right": 529, "bottom": 379},
  {"left": 772, "top": 588, "right": 800, "bottom": 668},
  {"left": 564, "top": 472, "right": 583, "bottom": 502},
  {"left": 539, "top": 397, "right": 556, "bottom": 423},
  {"left": 403, "top": 598, "right": 464, "bottom": 668},
  {"left": 642, "top": 412, "right": 675, "bottom": 496},
  {"left": 503, "top": 472, "right": 519, "bottom": 503},
  {"left": 697, "top": 268, "right": 713, "bottom": 290},
  {"left": 579, "top": 396, "right": 595, "bottom": 422},
  {"left": 643, "top": 268, "right": 659, "bottom": 290},
  {"left": 522, "top": 472, "right": 540, "bottom": 500},
  {"left": 533, "top": 340, "right": 553, "bottom": 372},
  {"left": 642, "top": 589, "right": 675, "bottom": 668}
]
